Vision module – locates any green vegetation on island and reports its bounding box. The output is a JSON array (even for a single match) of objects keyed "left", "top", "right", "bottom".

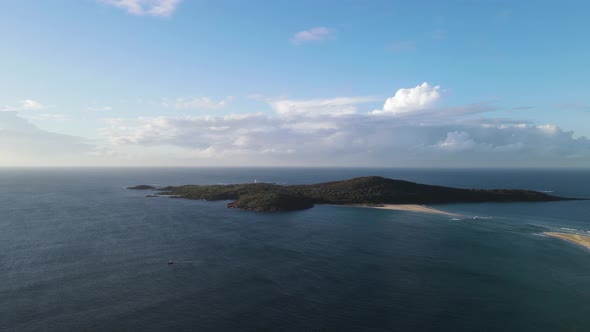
[
  {"left": 133, "top": 176, "right": 578, "bottom": 212},
  {"left": 127, "top": 185, "right": 156, "bottom": 190}
]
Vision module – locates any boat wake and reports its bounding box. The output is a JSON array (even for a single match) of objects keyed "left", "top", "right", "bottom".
[
  {"left": 472, "top": 216, "right": 493, "bottom": 220},
  {"left": 560, "top": 227, "right": 577, "bottom": 232}
]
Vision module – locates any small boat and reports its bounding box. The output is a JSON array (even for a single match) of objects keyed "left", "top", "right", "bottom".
[{"left": 168, "top": 260, "right": 175, "bottom": 265}]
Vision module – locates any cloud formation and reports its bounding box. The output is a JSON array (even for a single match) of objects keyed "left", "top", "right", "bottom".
[
  {"left": 3, "top": 83, "right": 588, "bottom": 167},
  {"left": 163, "top": 96, "right": 233, "bottom": 110},
  {"left": 100, "top": 0, "right": 182, "bottom": 17},
  {"left": 21, "top": 99, "right": 46, "bottom": 110},
  {"left": 436, "top": 131, "right": 476, "bottom": 151},
  {"left": 291, "top": 27, "right": 335, "bottom": 45},
  {"left": 268, "top": 97, "right": 377, "bottom": 117},
  {"left": 88, "top": 106, "right": 114, "bottom": 111},
  {"left": 1, "top": 99, "right": 46, "bottom": 112},
  {"left": 99, "top": 83, "right": 590, "bottom": 167},
  {"left": 373, "top": 82, "right": 442, "bottom": 115},
  {"left": 101, "top": 112, "right": 590, "bottom": 167}
]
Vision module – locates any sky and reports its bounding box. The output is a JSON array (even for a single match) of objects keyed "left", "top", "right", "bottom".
[{"left": 1, "top": 0, "right": 589, "bottom": 167}]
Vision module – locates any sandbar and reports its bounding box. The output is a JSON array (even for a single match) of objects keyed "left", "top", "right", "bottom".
[
  {"left": 349, "top": 204, "right": 461, "bottom": 217},
  {"left": 544, "top": 232, "right": 590, "bottom": 250}
]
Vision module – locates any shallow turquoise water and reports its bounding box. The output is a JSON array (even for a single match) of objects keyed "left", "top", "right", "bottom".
[{"left": 1, "top": 168, "right": 589, "bottom": 331}]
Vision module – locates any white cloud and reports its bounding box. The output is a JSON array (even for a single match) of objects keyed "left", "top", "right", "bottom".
[
  {"left": 88, "top": 106, "right": 113, "bottom": 111},
  {"left": 97, "top": 84, "right": 590, "bottom": 167},
  {"left": 163, "top": 96, "right": 233, "bottom": 110},
  {"left": 21, "top": 99, "right": 46, "bottom": 110},
  {"left": 102, "top": 112, "right": 271, "bottom": 147},
  {"left": 291, "top": 27, "right": 335, "bottom": 45},
  {"left": 1, "top": 100, "right": 47, "bottom": 112},
  {"left": 372, "top": 82, "right": 442, "bottom": 115},
  {"left": 268, "top": 97, "right": 377, "bottom": 117},
  {"left": 537, "top": 124, "right": 558, "bottom": 135},
  {"left": 100, "top": 0, "right": 182, "bottom": 17},
  {"left": 100, "top": 107, "right": 590, "bottom": 167},
  {"left": 436, "top": 131, "right": 476, "bottom": 151},
  {"left": 3, "top": 83, "right": 588, "bottom": 167}
]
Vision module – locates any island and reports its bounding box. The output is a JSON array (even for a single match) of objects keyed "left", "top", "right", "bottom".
[
  {"left": 131, "top": 176, "right": 579, "bottom": 212},
  {"left": 127, "top": 185, "right": 156, "bottom": 190}
]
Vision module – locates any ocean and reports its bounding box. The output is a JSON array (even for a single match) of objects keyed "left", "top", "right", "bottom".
[{"left": 1, "top": 168, "right": 589, "bottom": 331}]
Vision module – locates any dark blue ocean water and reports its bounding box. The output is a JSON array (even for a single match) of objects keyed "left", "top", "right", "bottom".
[{"left": 1, "top": 168, "right": 589, "bottom": 331}]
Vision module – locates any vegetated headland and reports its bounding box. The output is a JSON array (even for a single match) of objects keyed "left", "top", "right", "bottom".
[{"left": 127, "top": 176, "right": 580, "bottom": 213}]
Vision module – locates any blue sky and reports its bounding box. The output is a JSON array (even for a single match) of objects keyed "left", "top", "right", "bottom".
[{"left": 1, "top": 0, "right": 589, "bottom": 167}]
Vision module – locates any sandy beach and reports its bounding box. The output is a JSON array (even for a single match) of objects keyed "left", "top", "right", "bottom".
[
  {"left": 349, "top": 204, "right": 461, "bottom": 217},
  {"left": 544, "top": 232, "right": 590, "bottom": 250}
]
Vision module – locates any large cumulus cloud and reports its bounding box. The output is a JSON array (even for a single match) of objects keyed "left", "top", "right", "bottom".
[{"left": 372, "top": 82, "right": 442, "bottom": 115}]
